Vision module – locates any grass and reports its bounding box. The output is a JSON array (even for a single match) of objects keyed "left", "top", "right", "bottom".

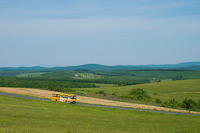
[
  {"left": 1, "top": 95, "right": 200, "bottom": 132},
  {"left": 95, "top": 83, "right": 116, "bottom": 88},
  {"left": 74, "top": 79, "right": 200, "bottom": 103}
]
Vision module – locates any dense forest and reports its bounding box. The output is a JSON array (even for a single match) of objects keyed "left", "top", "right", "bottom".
[{"left": 0, "top": 77, "right": 97, "bottom": 89}]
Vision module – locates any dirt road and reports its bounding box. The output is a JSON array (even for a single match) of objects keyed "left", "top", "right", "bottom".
[{"left": 0, "top": 87, "right": 200, "bottom": 114}]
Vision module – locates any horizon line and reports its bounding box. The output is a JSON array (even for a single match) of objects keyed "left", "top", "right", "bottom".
[{"left": 0, "top": 61, "right": 200, "bottom": 68}]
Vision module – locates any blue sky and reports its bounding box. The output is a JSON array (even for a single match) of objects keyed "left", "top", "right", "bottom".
[{"left": 0, "top": 0, "right": 200, "bottom": 67}]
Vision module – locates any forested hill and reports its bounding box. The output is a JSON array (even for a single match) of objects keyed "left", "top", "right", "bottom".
[{"left": 1, "top": 62, "right": 200, "bottom": 71}]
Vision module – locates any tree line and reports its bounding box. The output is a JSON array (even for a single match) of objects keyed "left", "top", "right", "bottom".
[{"left": 0, "top": 77, "right": 97, "bottom": 89}]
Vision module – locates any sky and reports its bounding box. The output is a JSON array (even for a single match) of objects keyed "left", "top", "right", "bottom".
[{"left": 0, "top": 0, "right": 200, "bottom": 67}]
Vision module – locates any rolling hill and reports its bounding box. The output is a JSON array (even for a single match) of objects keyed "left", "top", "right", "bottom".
[{"left": 1, "top": 61, "right": 200, "bottom": 71}]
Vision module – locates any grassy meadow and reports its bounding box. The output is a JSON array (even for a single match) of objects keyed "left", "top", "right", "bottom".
[
  {"left": 0, "top": 95, "right": 200, "bottom": 132},
  {"left": 74, "top": 79, "right": 200, "bottom": 104}
]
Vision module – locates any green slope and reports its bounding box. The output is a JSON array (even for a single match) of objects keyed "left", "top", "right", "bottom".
[
  {"left": 75, "top": 79, "right": 200, "bottom": 102},
  {"left": 1, "top": 95, "right": 200, "bottom": 132}
]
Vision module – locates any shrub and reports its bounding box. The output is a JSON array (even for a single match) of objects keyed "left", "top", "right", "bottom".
[
  {"left": 198, "top": 99, "right": 200, "bottom": 109},
  {"left": 168, "top": 98, "right": 179, "bottom": 108},
  {"left": 182, "top": 98, "right": 198, "bottom": 110},
  {"left": 162, "top": 99, "right": 179, "bottom": 108},
  {"left": 95, "top": 90, "right": 107, "bottom": 97},
  {"left": 98, "top": 91, "right": 105, "bottom": 94},
  {"left": 112, "top": 92, "right": 116, "bottom": 96},
  {"left": 128, "top": 89, "right": 151, "bottom": 101},
  {"left": 162, "top": 101, "right": 168, "bottom": 106},
  {"left": 155, "top": 98, "right": 162, "bottom": 104}
]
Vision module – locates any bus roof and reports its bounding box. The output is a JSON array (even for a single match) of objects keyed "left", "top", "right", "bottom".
[
  {"left": 52, "top": 93, "right": 76, "bottom": 96},
  {"left": 52, "top": 92, "right": 60, "bottom": 94}
]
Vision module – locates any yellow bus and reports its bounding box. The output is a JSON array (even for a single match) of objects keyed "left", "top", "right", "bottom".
[
  {"left": 51, "top": 93, "right": 76, "bottom": 104},
  {"left": 51, "top": 93, "right": 60, "bottom": 102},
  {"left": 67, "top": 94, "right": 77, "bottom": 104}
]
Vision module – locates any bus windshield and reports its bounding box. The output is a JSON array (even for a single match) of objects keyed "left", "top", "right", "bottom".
[{"left": 71, "top": 96, "right": 76, "bottom": 99}]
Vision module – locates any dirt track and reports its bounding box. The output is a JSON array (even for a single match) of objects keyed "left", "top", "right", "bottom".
[{"left": 0, "top": 87, "right": 200, "bottom": 114}]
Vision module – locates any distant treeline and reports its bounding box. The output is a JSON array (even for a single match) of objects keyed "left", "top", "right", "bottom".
[
  {"left": 0, "top": 77, "right": 97, "bottom": 89},
  {"left": 63, "top": 78, "right": 149, "bottom": 85},
  {"left": 1, "top": 69, "right": 200, "bottom": 86}
]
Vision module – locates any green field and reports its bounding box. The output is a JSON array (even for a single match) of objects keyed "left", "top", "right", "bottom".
[
  {"left": 74, "top": 79, "right": 200, "bottom": 104},
  {"left": 95, "top": 83, "right": 116, "bottom": 88},
  {"left": 0, "top": 95, "right": 200, "bottom": 132}
]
